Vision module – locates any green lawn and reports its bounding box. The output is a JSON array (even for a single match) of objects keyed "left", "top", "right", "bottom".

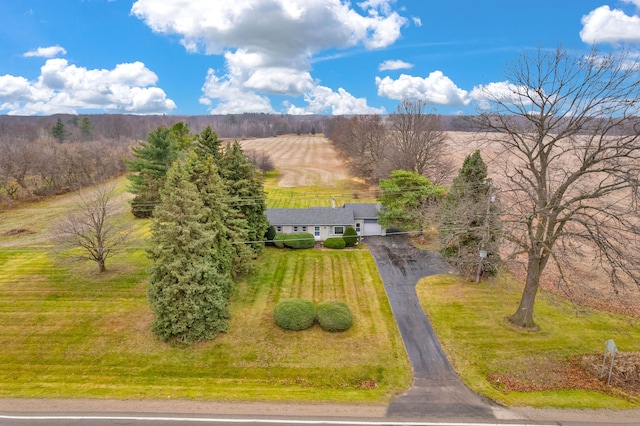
[
  {"left": 0, "top": 178, "right": 410, "bottom": 401},
  {"left": 416, "top": 273, "right": 640, "bottom": 408}
]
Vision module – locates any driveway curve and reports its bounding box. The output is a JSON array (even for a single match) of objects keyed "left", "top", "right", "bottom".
[{"left": 365, "top": 234, "right": 508, "bottom": 421}]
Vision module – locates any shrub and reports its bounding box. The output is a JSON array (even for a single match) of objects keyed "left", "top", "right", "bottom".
[
  {"left": 274, "top": 299, "right": 316, "bottom": 331},
  {"left": 283, "top": 232, "right": 315, "bottom": 249},
  {"left": 316, "top": 301, "right": 353, "bottom": 332},
  {"left": 264, "top": 225, "right": 276, "bottom": 245},
  {"left": 273, "top": 232, "right": 287, "bottom": 248},
  {"left": 324, "top": 237, "right": 346, "bottom": 249},
  {"left": 343, "top": 226, "right": 358, "bottom": 247}
]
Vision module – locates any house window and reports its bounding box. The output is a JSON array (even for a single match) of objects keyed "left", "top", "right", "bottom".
[
  {"left": 355, "top": 223, "right": 361, "bottom": 234},
  {"left": 334, "top": 226, "right": 344, "bottom": 235},
  {"left": 314, "top": 226, "right": 320, "bottom": 237},
  {"left": 293, "top": 226, "right": 299, "bottom": 232},
  {"left": 302, "top": 226, "right": 307, "bottom": 232},
  {"left": 276, "top": 226, "right": 282, "bottom": 232}
]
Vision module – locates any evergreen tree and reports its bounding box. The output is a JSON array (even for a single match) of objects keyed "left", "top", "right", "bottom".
[
  {"left": 377, "top": 170, "right": 444, "bottom": 230},
  {"left": 192, "top": 125, "right": 223, "bottom": 161},
  {"left": 79, "top": 117, "right": 94, "bottom": 141},
  {"left": 126, "top": 126, "right": 180, "bottom": 217},
  {"left": 51, "top": 118, "right": 68, "bottom": 143},
  {"left": 439, "top": 150, "right": 501, "bottom": 279},
  {"left": 217, "top": 141, "right": 269, "bottom": 273},
  {"left": 147, "top": 156, "right": 233, "bottom": 345}
]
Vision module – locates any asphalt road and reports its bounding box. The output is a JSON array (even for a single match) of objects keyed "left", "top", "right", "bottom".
[{"left": 365, "top": 234, "right": 505, "bottom": 421}]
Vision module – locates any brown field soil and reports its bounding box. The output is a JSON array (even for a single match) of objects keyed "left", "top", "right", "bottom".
[
  {"left": 444, "top": 132, "right": 640, "bottom": 317},
  {"left": 240, "top": 134, "right": 351, "bottom": 187}
]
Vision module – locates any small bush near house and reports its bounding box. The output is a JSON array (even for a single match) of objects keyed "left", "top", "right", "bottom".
[
  {"left": 273, "top": 232, "right": 287, "bottom": 248},
  {"left": 283, "top": 232, "right": 315, "bottom": 249},
  {"left": 343, "top": 226, "right": 358, "bottom": 247},
  {"left": 324, "top": 237, "right": 346, "bottom": 249},
  {"left": 316, "top": 301, "right": 353, "bottom": 332},
  {"left": 264, "top": 225, "right": 276, "bottom": 245},
  {"left": 274, "top": 298, "right": 316, "bottom": 331}
]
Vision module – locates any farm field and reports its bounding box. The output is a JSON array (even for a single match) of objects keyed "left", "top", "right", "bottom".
[{"left": 0, "top": 135, "right": 411, "bottom": 402}]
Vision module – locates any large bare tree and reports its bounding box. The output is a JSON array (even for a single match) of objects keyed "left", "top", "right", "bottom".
[
  {"left": 388, "top": 99, "right": 454, "bottom": 184},
  {"left": 52, "top": 183, "right": 131, "bottom": 273},
  {"left": 477, "top": 47, "right": 640, "bottom": 328}
]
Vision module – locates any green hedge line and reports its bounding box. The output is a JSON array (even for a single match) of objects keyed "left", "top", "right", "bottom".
[{"left": 273, "top": 232, "right": 315, "bottom": 249}]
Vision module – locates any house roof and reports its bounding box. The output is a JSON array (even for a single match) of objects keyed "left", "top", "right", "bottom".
[
  {"left": 265, "top": 203, "right": 381, "bottom": 226},
  {"left": 266, "top": 207, "right": 355, "bottom": 226},
  {"left": 343, "top": 203, "right": 381, "bottom": 219}
]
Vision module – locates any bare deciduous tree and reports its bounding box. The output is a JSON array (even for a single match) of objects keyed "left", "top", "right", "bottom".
[
  {"left": 244, "top": 149, "right": 276, "bottom": 175},
  {"left": 477, "top": 47, "right": 640, "bottom": 328},
  {"left": 387, "top": 100, "right": 454, "bottom": 184},
  {"left": 52, "top": 183, "right": 132, "bottom": 273}
]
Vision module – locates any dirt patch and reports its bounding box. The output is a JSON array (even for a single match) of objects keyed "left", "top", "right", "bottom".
[
  {"left": 2, "top": 228, "right": 35, "bottom": 237},
  {"left": 488, "top": 353, "right": 640, "bottom": 400}
]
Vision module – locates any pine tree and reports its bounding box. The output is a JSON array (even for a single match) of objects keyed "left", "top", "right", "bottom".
[
  {"left": 126, "top": 126, "right": 180, "bottom": 217},
  {"left": 439, "top": 150, "right": 501, "bottom": 279},
  {"left": 51, "top": 118, "right": 68, "bottom": 143},
  {"left": 192, "top": 125, "right": 222, "bottom": 162},
  {"left": 147, "top": 157, "right": 233, "bottom": 345},
  {"left": 217, "top": 141, "right": 269, "bottom": 273}
]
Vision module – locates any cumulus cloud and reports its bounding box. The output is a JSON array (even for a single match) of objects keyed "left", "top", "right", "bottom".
[
  {"left": 375, "top": 71, "right": 470, "bottom": 106},
  {"left": 469, "top": 81, "right": 533, "bottom": 110},
  {"left": 580, "top": 5, "right": 640, "bottom": 44},
  {"left": 23, "top": 45, "right": 67, "bottom": 58},
  {"left": 286, "top": 85, "right": 386, "bottom": 115},
  {"left": 132, "top": 0, "right": 407, "bottom": 114},
  {"left": 0, "top": 59, "right": 176, "bottom": 115},
  {"left": 379, "top": 59, "right": 414, "bottom": 71}
]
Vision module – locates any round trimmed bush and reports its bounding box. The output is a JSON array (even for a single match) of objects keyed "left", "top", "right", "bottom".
[
  {"left": 274, "top": 298, "right": 316, "bottom": 331},
  {"left": 343, "top": 226, "right": 358, "bottom": 247},
  {"left": 316, "top": 301, "right": 353, "bottom": 332},
  {"left": 324, "top": 237, "right": 346, "bottom": 249}
]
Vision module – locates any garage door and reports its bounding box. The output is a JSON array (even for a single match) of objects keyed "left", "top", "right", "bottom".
[{"left": 363, "top": 222, "right": 383, "bottom": 236}]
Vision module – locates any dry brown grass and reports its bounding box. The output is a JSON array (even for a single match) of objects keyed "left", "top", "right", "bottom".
[{"left": 240, "top": 135, "right": 351, "bottom": 187}]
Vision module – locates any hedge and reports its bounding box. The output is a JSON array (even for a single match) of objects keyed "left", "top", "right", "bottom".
[
  {"left": 324, "top": 237, "right": 346, "bottom": 249},
  {"left": 316, "top": 301, "right": 353, "bottom": 332},
  {"left": 273, "top": 232, "right": 315, "bottom": 249},
  {"left": 274, "top": 299, "right": 316, "bottom": 331}
]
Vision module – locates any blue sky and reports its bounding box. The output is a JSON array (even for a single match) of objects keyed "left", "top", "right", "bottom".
[{"left": 1, "top": 0, "right": 639, "bottom": 116}]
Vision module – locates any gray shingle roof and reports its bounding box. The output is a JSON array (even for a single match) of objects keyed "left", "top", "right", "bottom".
[
  {"left": 266, "top": 207, "right": 354, "bottom": 226},
  {"left": 343, "top": 203, "right": 380, "bottom": 219},
  {"left": 265, "top": 203, "right": 381, "bottom": 226}
]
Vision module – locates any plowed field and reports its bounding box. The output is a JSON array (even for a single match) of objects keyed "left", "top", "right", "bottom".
[{"left": 240, "top": 135, "right": 350, "bottom": 187}]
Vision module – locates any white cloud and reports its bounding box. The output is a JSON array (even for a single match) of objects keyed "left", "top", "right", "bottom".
[
  {"left": 580, "top": 5, "right": 640, "bottom": 44},
  {"left": 23, "top": 45, "right": 67, "bottom": 58},
  {"left": 469, "top": 81, "right": 533, "bottom": 110},
  {"left": 379, "top": 59, "right": 414, "bottom": 71},
  {"left": 0, "top": 59, "right": 176, "bottom": 115},
  {"left": 132, "top": 0, "right": 407, "bottom": 113},
  {"left": 622, "top": 0, "right": 640, "bottom": 8},
  {"left": 287, "top": 85, "right": 386, "bottom": 115},
  {"left": 200, "top": 68, "right": 275, "bottom": 114},
  {"left": 375, "top": 71, "right": 470, "bottom": 106}
]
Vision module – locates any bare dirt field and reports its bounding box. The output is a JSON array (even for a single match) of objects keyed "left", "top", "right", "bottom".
[
  {"left": 240, "top": 134, "right": 350, "bottom": 187},
  {"left": 444, "top": 132, "right": 640, "bottom": 317}
]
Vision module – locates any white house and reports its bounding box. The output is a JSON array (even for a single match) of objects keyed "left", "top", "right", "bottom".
[{"left": 265, "top": 203, "right": 385, "bottom": 241}]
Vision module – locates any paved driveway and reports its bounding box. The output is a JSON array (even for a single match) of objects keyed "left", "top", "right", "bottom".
[{"left": 365, "top": 234, "right": 506, "bottom": 421}]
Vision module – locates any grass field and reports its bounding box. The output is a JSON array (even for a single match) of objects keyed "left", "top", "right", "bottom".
[
  {"left": 0, "top": 169, "right": 410, "bottom": 402},
  {"left": 417, "top": 273, "right": 640, "bottom": 408}
]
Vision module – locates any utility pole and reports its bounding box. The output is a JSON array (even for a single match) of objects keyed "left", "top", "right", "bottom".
[{"left": 476, "top": 180, "right": 493, "bottom": 283}]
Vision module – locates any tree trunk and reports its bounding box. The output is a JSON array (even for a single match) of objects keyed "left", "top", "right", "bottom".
[
  {"left": 98, "top": 259, "right": 106, "bottom": 273},
  {"left": 508, "top": 254, "right": 546, "bottom": 329}
]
